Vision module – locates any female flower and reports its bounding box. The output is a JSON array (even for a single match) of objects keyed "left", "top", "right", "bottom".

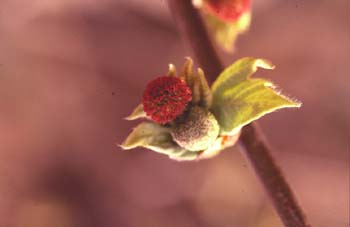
[
  {"left": 142, "top": 76, "right": 192, "bottom": 124},
  {"left": 203, "top": 0, "right": 250, "bottom": 22}
]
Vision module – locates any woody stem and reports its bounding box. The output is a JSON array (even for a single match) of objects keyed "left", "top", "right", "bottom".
[{"left": 167, "top": 1, "right": 311, "bottom": 227}]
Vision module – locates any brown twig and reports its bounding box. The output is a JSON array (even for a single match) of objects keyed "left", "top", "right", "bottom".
[{"left": 167, "top": 1, "right": 310, "bottom": 227}]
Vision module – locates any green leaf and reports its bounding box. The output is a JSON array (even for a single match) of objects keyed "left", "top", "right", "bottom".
[
  {"left": 125, "top": 104, "right": 146, "bottom": 120},
  {"left": 211, "top": 58, "right": 301, "bottom": 134},
  {"left": 121, "top": 122, "right": 173, "bottom": 152},
  {"left": 212, "top": 58, "right": 275, "bottom": 97},
  {"left": 121, "top": 122, "right": 200, "bottom": 161}
]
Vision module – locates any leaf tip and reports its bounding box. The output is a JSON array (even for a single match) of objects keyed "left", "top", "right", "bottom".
[
  {"left": 292, "top": 100, "right": 302, "bottom": 108},
  {"left": 119, "top": 137, "right": 139, "bottom": 150},
  {"left": 124, "top": 115, "right": 135, "bottom": 121},
  {"left": 124, "top": 115, "right": 142, "bottom": 121},
  {"left": 118, "top": 142, "right": 129, "bottom": 150},
  {"left": 125, "top": 104, "right": 146, "bottom": 121},
  {"left": 167, "top": 64, "right": 177, "bottom": 77},
  {"left": 117, "top": 142, "right": 126, "bottom": 150},
  {"left": 256, "top": 58, "right": 275, "bottom": 70},
  {"left": 184, "top": 56, "right": 193, "bottom": 61}
]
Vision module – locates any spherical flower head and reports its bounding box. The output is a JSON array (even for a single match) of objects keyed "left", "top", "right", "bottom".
[
  {"left": 171, "top": 106, "right": 219, "bottom": 152},
  {"left": 204, "top": 0, "right": 250, "bottom": 22},
  {"left": 142, "top": 76, "right": 192, "bottom": 124}
]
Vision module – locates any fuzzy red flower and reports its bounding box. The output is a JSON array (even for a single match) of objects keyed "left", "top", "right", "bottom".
[
  {"left": 204, "top": 0, "right": 250, "bottom": 22},
  {"left": 142, "top": 76, "right": 192, "bottom": 124}
]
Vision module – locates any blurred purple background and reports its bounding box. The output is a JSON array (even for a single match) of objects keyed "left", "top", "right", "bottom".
[{"left": 0, "top": 0, "right": 349, "bottom": 226}]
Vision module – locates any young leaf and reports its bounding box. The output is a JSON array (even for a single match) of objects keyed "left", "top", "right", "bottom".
[
  {"left": 122, "top": 122, "right": 173, "bottom": 152},
  {"left": 167, "top": 64, "right": 177, "bottom": 77},
  {"left": 125, "top": 104, "right": 146, "bottom": 121},
  {"left": 192, "top": 74, "right": 201, "bottom": 103},
  {"left": 121, "top": 122, "right": 199, "bottom": 160},
  {"left": 197, "top": 68, "right": 213, "bottom": 108},
  {"left": 180, "top": 57, "right": 194, "bottom": 88},
  {"left": 204, "top": 12, "right": 251, "bottom": 51},
  {"left": 211, "top": 58, "right": 301, "bottom": 135},
  {"left": 212, "top": 57, "right": 275, "bottom": 98}
]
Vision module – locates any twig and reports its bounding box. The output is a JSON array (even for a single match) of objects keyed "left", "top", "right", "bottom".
[{"left": 167, "top": 1, "right": 310, "bottom": 227}]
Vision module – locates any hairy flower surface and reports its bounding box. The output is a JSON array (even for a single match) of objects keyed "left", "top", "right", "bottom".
[
  {"left": 204, "top": 0, "right": 250, "bottom": 21},
  {"left": 142, "top": 76, "right": 192, "bottom": 124},
  {"left": 171, "top": 106, "right": 219, "bottom": 152}
]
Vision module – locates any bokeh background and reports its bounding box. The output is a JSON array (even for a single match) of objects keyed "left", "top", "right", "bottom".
[{"left": 0, "top": 0, "right": 349, "bottom": 226}]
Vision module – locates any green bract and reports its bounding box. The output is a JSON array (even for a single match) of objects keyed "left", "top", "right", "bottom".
[
  {"left": 121, "top": 57, "right": 301, "bottom": 161},
  {"left": 203, "top": 10, "right": 251, "bottom": 51},
  {"left": 121, "top": 122, "right": 198, "bottom": 161}
]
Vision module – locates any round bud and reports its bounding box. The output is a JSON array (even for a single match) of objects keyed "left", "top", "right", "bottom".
[
  {"left": 142, "top": 76, "right": 192, "bottom": 124},
  {"left": 171, "top": 106, "right": 220, "bottom": 151}
]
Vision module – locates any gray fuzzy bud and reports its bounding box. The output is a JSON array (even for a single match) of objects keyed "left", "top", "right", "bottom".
[{"left": 171, "top": 106, "right": 219, "bottom": 152}]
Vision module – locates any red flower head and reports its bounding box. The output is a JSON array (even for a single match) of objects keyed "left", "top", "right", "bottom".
[
  {"left": 204, "top": 0, "right": 250, "bottom": 22},
  {"left": 142, "top": 76, "right": 192, "bottom": 124}
]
